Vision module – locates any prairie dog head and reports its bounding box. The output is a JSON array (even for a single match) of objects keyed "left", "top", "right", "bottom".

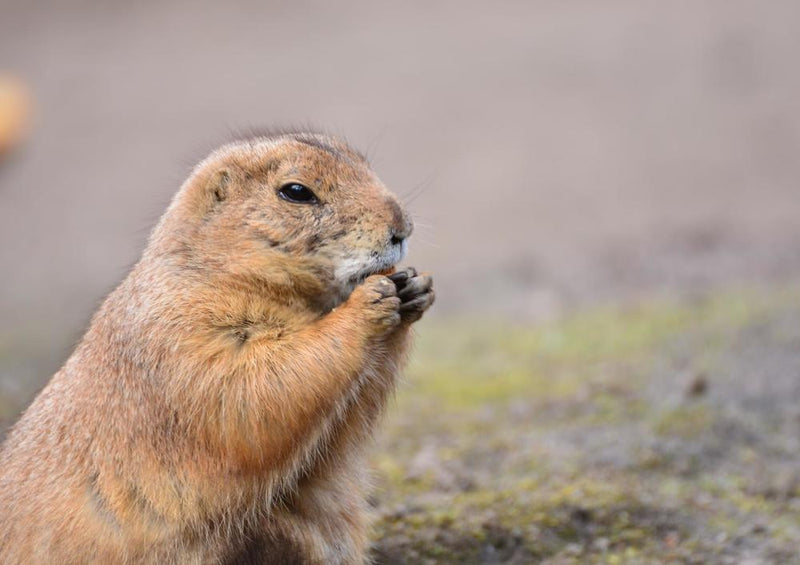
[{"left": 153, "top": 132, "right": 413, "bottom": 306}]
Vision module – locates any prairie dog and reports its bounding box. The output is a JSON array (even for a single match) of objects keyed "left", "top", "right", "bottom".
[{"left": 0, "top": 132, "right": 434, "bottom": 564}]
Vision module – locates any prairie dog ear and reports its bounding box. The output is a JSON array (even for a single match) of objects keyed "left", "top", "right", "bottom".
[
  {"left": 208, "top": 169, "right": 231, "bottom": 204},
  {"left": 182, "top": 167, "right": 237, "bottom": 218}
]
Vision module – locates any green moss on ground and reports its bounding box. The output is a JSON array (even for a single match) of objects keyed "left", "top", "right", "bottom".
[
  {"left": 405, "top": 288, "right": 775, "bottom": 410},
  {"left": 371, "top": 285, "right": 800, "bottom": 564}
]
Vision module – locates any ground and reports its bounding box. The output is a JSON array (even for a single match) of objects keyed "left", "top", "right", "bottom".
[{"left": 369, "top": 285, "right": 800, "bottom": 564}]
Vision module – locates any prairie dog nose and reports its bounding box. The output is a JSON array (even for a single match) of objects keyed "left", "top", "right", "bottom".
[
  {"left": 387, "top": 198, "right": 413, "bottom": 245},
  {"left": 389, "top": 217, "right": 413, "bottom": 246}
]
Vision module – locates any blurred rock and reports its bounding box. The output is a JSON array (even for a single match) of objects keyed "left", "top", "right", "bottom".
[
  {"left": 0, "top": 75, "right": 31, "bottom": 159},
  {"left": 686, "top": 373, "right": 709, "bottom": 398}
]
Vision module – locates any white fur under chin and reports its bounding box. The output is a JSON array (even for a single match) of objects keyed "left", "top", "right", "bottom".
[{"left": 333, "top": 240, "right": 408, "bottom": 298}]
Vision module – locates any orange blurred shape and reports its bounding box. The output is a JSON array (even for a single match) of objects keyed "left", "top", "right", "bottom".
[{"left": 0, "top": 75, "right": 31, "bottom": 157}]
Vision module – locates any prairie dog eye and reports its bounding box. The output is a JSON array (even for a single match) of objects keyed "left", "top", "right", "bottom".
[{"left": 278, "top": 183, "right": 318, "bottom": 204}]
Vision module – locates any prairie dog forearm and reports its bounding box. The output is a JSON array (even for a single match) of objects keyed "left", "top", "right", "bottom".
[{"left": 178, "top": 294, "right": 393, "bottom": 470}]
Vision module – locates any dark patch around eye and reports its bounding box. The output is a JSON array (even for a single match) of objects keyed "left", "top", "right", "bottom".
[{"left": 278, "top": 183, "right": 318, "bottom": 204}]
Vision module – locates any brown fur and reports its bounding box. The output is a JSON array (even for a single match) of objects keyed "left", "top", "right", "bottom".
[{"left": 0, "top": 133, "right": 434, "bottom": 564}]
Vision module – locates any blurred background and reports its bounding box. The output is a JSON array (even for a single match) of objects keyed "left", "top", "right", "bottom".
[{"left": 2, "top": 1, "right": 800, "bottom": 563}]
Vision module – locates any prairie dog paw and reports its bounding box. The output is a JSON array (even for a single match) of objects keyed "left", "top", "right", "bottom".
[
  {"left": 388, "top": 268, "right": 435, "bottom": 324},
  {"left": 348, "top": 275, "right": 401, "bottom": 334}
]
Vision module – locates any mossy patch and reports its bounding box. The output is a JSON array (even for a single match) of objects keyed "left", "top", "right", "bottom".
[
  {"left": 652, "top": 404, "right": 714, "bottom": 439},
  {"left": 372, "top": 285, "right": 800, "bottom": 563},
  {"left": 373, "top": 474, "right": 686, "bottom": 564},
  {"left": 402, "top": 287, "right": 781, "bottom": 412}
]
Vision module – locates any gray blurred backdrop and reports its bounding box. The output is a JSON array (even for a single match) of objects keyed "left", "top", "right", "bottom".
[{"left": 2, "top": 0, "right": 800, "bottom": 404}]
